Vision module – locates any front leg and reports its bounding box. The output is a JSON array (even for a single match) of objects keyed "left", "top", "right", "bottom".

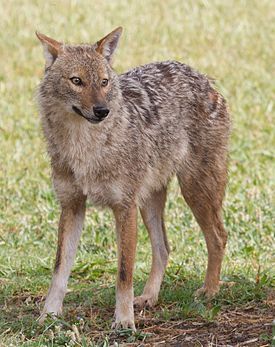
[
  {"left": 38, "top": 194, "right": 86, "bottom": 323},
  {"left": 112, "top": 205, "right": 137, "bottom": 330}
]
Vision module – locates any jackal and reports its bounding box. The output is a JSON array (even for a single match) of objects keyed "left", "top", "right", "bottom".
[{"left": 36, "top": 27, "right": 230, "bottom": 330}]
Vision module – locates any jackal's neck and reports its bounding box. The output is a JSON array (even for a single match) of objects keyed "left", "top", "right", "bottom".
[{"left": 40, "top": 99, "right": 127, "bottom": 161}]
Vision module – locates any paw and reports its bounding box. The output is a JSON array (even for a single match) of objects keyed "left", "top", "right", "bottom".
[
  {"left": 38, "top": 311, "right": 56, "bottom": 324},
  {"left": 134, "top": 293, "right": 158, "bottom": 308},
  {"left": 37, "top": 305, "right": 62, "bottom": 324},
  {"left": 112, "top": 308, "right": 136, "bottom": 331},
  {"left": 194, "top": 285, "right": 219, "bottom": 299},
  {"left": 112, "top": 317, "right": 136, "bottom": 331}
]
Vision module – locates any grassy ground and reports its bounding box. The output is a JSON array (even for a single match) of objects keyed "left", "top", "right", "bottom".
[{"left": 0, "top": 0, "right": 274, "bottom": 345}]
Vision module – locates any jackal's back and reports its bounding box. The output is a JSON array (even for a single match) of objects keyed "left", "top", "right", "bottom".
[
  {"left": 117, "top": 60, "right": 230, "bottom": 202},
  {"left": 120, "top": 60, "right": 229, "bottom": 132}
]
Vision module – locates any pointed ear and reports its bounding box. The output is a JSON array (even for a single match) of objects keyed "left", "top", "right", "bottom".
[
  {"left": 36, "top": 32, "right": 62, "bottom": 69},
  {"left": 95, "top": 27, "right": 123, "bottom": 63}
]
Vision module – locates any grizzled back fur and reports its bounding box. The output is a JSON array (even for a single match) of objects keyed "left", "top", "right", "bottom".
[{"left": 37, "top": 28, "right": 230, "bottom": 209}]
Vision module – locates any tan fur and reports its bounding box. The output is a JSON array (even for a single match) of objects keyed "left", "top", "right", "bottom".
[
  {"left": 135, "top": 188, "right": 169, "bottom": 308},
  {"left": 112, "top": 205, "right": 137, "bottom": 329},
  {"left": 36, "top": 28, "right": 230, "bottom": 329}
]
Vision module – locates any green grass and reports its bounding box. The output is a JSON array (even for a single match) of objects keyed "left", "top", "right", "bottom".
[{"left": 0, "top": 0, "right": 274, "bottom": 345}]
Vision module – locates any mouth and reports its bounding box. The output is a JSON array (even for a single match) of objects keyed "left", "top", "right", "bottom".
[{"left": 72, "top": 106, "right": 102, "bottom": 124}]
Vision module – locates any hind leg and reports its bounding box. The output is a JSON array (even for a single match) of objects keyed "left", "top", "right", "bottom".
[
  {"left": 134, "top": 188, "right": 169, "bottom": 308},
  {"left": 178, "top": 165, "right": 228, "bottom": 297}
]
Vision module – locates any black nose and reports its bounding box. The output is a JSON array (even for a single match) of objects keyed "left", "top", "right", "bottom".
[{"left": 93, "top": 106, "right": 109, "bottom": 120}]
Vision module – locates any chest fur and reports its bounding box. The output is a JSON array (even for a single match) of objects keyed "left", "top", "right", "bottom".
[{"left": 45, "top": 119, "right": 125, "bottom": 205}]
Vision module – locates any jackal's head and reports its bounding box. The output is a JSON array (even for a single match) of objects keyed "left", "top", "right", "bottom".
[{"left": 36, "top": 27, "right": 122, "bottom": 124}]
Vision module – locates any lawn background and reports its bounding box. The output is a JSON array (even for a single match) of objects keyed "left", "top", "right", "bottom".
[{"left": 0, "top": 0, "right": 274, "bottom": 345}]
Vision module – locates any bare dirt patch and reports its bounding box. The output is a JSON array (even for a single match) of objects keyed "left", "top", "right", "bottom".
[
  {"left": 1, "top": 293, "right": 274, "bottom": 346},
  {"left": 95, "top": 305, "right": 274, "bottom": 346}
]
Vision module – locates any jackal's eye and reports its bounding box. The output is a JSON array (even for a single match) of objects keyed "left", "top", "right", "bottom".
[
  {"left": 101, "top": 78, "right": 109, "bottom": 87},
  {"left": 70, "top": 77, "right": 82, "bottom": 86}
]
